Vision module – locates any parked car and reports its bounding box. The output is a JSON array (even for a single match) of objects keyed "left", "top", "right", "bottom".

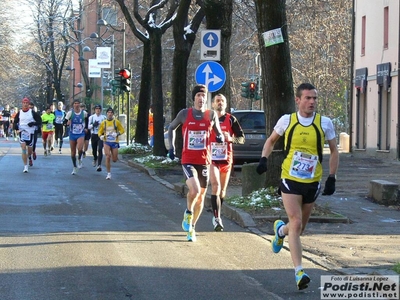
[{"left": 231, "top": 110, "right": 266, "bottom": 164}]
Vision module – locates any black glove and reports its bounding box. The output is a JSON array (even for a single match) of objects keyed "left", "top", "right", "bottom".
[
  {"left": 93, "top": 121, "right": 99, "bottom": 127},
  {"left": 256, "top": 157, "right": 268, "bottom": 174},
  {"left": 27, "top": 122, "right": 36, "bottom": 127},
  {"left": 322, "top": 176, "right": 336, "bottom": 195},
  {"left": 168, "top": 148, "right": 175, "bottom": 160},
  {"left": 215, "top": 134, "right": 224, "bottom": 143}
]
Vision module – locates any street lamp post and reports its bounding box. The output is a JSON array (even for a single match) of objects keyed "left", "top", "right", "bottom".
[{"left": 96, "top": 19, "right": 129, "bottom": 144}]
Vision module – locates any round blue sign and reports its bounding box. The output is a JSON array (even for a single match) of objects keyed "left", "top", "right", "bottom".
[
  {"left": 195, "top": 62, "right": 226, "bottom": 93},
  {"left": 202, "top": 32, "right": 219, "bottom": 48}
]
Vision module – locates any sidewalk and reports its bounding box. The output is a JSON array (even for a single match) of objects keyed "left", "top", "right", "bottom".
[{"left": 121, "top": 153, "right": 400, "bottom": 276}]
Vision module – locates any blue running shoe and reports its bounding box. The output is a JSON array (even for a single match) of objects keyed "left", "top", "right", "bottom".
[
  {"left": 182, "top": 209, "right": 192, "bottom": 232},
  {"left": 271, "top": 219, "right": 285, "bottom": 253},
  {"left": 295, "top": 270, "right": 310, "bottom": 290},
  {"left": 187, "top": 227, "right": 196, "bottom": 242}
]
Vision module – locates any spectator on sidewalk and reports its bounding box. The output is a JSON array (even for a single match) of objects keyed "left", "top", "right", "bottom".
[
  {"left": 167, "top": 84, "right": 224, "bottom": 242},
  {"left": 210, "top": 94, "right": 245, "bottom": 231},
  {"left": 256, "top": 83, "right": 339, "bottom": 290}
]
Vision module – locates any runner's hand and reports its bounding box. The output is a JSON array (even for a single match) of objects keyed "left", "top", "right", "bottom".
[
  {"left": 100, "top": 135, "right": 104, "bottom": 141},
  {"left": 322, "top": 176, "right": 336, "bottom": 195},
  {"left": 256, "top": 157, "right": 268, "bottom": 174},
  {"left": 215, "top": 134, "right": 224, "bottom": 144}
]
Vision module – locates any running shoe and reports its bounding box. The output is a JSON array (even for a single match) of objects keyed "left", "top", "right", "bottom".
[
  {"left": 295, "top": 270, "right": 310, "bottom": 290},
  {"left": 29, "top": 158, "right": 33, "bottom": 167},
  {"left": 96, "top": 165, "right": 102, "bottom": 172},
  {"left": 187, "top": 227, "right": 196, "bottom": 242},
  {"left": 58, "top": 149, "right": 62, "bottom": 154},
  {"left": 92, "top": 160, "right": 97, "bottom": 167},
  {"left": 44, "top": 150, "right": 48, "bottom": 156},
  {"left": 106, "top": 173, "right": 111, "bottom": 180},
  {"left": 272, "top": 220, "right": 285, "bottom": 253},
  {"left": 71, "top": 167, "right": 77, "bottom": 175},
  {"left": 182, "top": 209, "right": 193, "bottom": 232},
  {"left": 51, "top": 146, "right": 54, "bottom": 151},
  {"left": 32, "top": 151, "right": 37, "bottom": 160},
  {"left": 78, "top": 159, "right": 83, "bottom": 169},
  {"left": 47, "top": 150, "right": 51, "bottom": 156},
  {"left": 23, "top": 165, "right": 28, "bottom": 173},
  {"left": 212, "top": 217, "right": 224, "bottom": 232}
]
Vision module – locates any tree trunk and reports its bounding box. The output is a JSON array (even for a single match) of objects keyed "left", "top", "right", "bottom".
[
  {"left": 170, "top": 2, "right": 205, "bottom": 158},
  {"left": 255, "top": 0, "right": 295, "bottom": 187},
  {"left": 150, "top": 29, "right": 166, "bottom": 156},
  {"left": 203, "top": 0, "right": 233, "bottom": 109},
  {"left": 135, "top": 41, "right": 152, "bottom": 145}
]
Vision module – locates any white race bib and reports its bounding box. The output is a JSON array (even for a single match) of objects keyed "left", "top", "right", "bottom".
[
  {"left": 188, "top": 130, "right": 206, "bottom": 150},
  {"left": 211, "top": 142, "right": 228, "bottom": 160},
  {"left": 289, "top": 151, "right": 318, "bottom": 179}
]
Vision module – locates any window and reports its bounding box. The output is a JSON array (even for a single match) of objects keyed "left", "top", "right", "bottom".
[
  {"left": 384, "top": 6, "right": 389, "bottom": 49},
  {"left": 361, "top": 16, "right": 366, "bottom": 56}
]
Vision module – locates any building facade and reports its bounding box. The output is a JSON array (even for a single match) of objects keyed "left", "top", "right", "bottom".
[{"left": 352, "top": 0, "right": 400, "bottom": 159}]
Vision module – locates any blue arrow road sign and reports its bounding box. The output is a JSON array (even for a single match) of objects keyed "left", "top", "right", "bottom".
[
  {"left": 195, "top": 61, "right": 226, "bottom": 92},
  {"left": 202, "top": 32, "right": 219, "bottom": 48}
]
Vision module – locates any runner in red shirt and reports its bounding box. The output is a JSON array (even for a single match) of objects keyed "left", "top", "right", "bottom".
[
  {"left": 168, "top": 84, "right": 224, "bottom": 242},
  {"left": 209, "top": 94, "right": 245, "bottom": 231}
]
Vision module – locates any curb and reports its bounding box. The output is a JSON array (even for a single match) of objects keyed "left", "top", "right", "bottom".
[
  {"left": 120, "top": 157, "right": 257, "bottom": 228},
  {"left": 121, "top": 157, "right": 349, "bottom": 228}
]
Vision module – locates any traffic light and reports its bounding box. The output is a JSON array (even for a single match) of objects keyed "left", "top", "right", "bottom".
[
  {"left": 249, "top": 82, "right": 256, "bottom": 99},
  {"left": 119, "top": 68, "right": 131, "bottom": 92},
  {"left": 241, "top": 82, "right": 250, "bottom": 98}
]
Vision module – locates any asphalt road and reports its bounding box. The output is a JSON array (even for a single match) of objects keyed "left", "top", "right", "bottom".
[{"left": 0, "top": 139, "right": 336, "bottom": 300}]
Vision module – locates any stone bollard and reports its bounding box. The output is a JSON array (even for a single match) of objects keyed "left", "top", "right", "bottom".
[
  {"left": 368, "top": 180, "right": 399, "bottom": 205},
  {"left": 241, "top": 163, "right": 266, "bottom": 196}
]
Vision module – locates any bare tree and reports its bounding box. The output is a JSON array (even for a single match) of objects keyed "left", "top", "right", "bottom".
[
  {"left": 169, "top": 1, "right": 204, "bottom": 157},
  {"left": 255, "top": 0, "right": 295, "bottom": 185},
  {"left": 27, "top": 0, "right": 76, "bottom": 105}
]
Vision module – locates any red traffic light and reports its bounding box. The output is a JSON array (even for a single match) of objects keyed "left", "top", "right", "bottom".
[
  {"left": 249, "top": 82, "right": 256, "bottom": 92},
  {"left": 119, "top": 69, "right": 131, "bottom": 79}
]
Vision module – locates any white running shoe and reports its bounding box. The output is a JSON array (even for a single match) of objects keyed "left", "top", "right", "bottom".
[
  {"left": 106, "top": 173, "right": 111, "bottom": 180},
  {"left": 78, "top": 159, "right": 83, "bottom": 169},
  {"left": 23, "top": 165, "right": 29, "bottom": 173},
  {"left": 212, "top": 217, "right": 224, "bottom": 232},
  {"left": 58, "top": 149, "right": 62, "bottom": 154},
  {"left": 92, "top": 160, "right": 97, "bottom": 167},
  {"left": 71, "top": 167, "right": 77, "bottom": 175}
]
